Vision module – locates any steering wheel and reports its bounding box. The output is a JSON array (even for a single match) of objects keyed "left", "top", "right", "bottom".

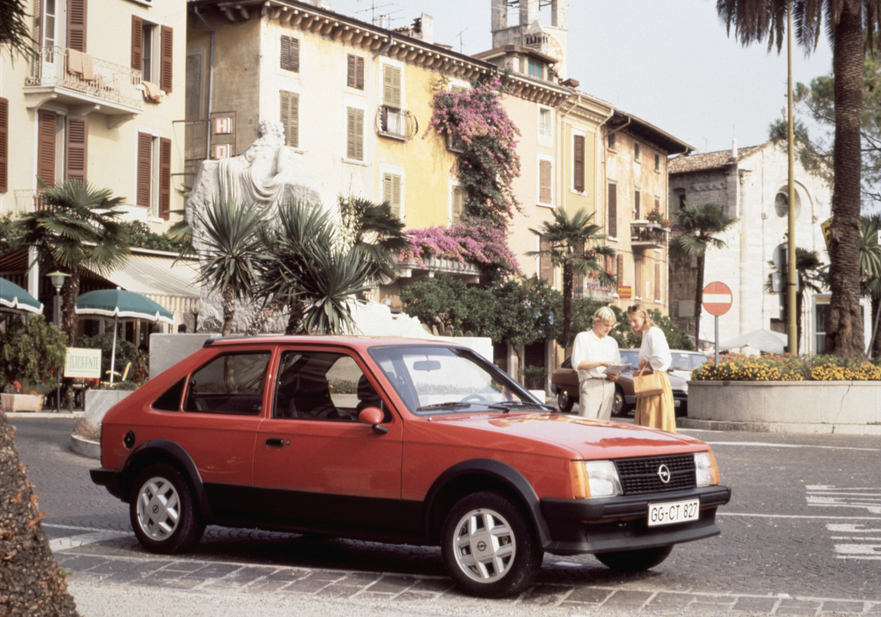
[{"left": 460, "top": 394, "right": 488, "bottom": 403}]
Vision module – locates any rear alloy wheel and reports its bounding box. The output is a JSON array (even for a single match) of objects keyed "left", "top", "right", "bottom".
[
  {"left": 611, "top": 388, "right": 627, "bottom": 417},
  {"left": 441, "top": 491, "right": 543, "bottom": 598},
  {"left": 557, "top": 389, "right": 575, "bottom": 413},
  {"left": 595, "top": 545, "right": 673, "bottom": 572},
  {"left": 130, "top": 463, "right": 204, "bottom": 554}
]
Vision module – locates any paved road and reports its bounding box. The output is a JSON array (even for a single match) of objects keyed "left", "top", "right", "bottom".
[{"left": 9, "top": 416, "right": 881, "bottom": 616}]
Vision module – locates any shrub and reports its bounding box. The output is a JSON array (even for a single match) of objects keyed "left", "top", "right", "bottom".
[
  {"left": 0, "top": 315, "right": 67, "bottom": 395},
  {"left": 692, "top": 354, "right": 881, "bottom": 381}
]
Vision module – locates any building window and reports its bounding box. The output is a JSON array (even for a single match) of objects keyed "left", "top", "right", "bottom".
[
  {"left": 573, "top": 134, "right": 585, "bottom": 193},
  {"left": 634, "top": 142, "right": 640, "bottom": 161},
  {"left": 451, "top": 184, "right": 464, "bottom": 224},
  {"left": 654, "top": 197, "right": 661, "bottom": 219},
  {"left": 382, "top": 64, "right": 402, "bottom": 108},
  {"left": 136, "top": 132, "right": 171, "bottom": 218},
  {"left": 654, "top": 153, "right": 660, "bottom": 172},
  {"left": 634, "top": 255, "right": 644, "bottom": 299},
  {"left": 132, "top": 17, "right": 173, "bottom": 91},
  {"left": 280, "top": 91, "right": 299, "bottom": 149},
  {"left": 607, "top": 183, "right": 617, "bottom": 238},
  {"left": 538, "top": 107, "right": 552, "bottom": 142},
  {"left": 347, "top": 54, "right": 364, "bottom": 89},
  {"left": 654, "top": 262, "right": 662, "bottom": 302},
  {"left": 0, "top": 98, "right": 8, "bottom": 193},
  {"left": 607, "top": 132, "right": 616, "bottom": 150},
  {"left": 67, "top": 0, "right": 86, "bottom": 52},
  {"left": 527, "top": 58, "right": 542, "bottom": 79},
  {"left": 538, "top": 158, "right": 552, "bottom": 205},
  {"left": 775, "top": 192, "right": 789, "bottom": 217},
  {"left": 540, "top": 239, "right": 554, "bottom": 284},
  {"left": 37, "top": 110, "right": 58, "bottom": 188},
  {"left": 616, "top": 254, "right": 624, "bottom": 288},
  {"left": 280, "top": 35, "right": 299, "bottom": 73},
  {"left": 65, "top": 116, "right": 88, "bottom": 183},
  {"left": 346, "top": 107, "right": 364, "bottom": 161},
  {"left": 382, "top": 172, "right": 403, "bottom": 220},
  {"left": 634, "top": 190, "right": 641, "bottom": 219}
]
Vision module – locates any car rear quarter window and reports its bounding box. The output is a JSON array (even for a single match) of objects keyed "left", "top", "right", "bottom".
[
  {"left": 153, "top": 378, "right": 186, "bottom": 411},
  {"left": 183, "top": 352, "right": 270, "bottom": 415}
]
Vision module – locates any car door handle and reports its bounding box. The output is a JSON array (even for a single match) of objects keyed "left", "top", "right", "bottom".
[{"left": 265, "top": 438, "right": 285, "bottom": 448}]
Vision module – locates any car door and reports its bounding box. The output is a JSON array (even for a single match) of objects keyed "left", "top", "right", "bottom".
[{"left": 252, "top": 346, "right": 404, "bottom": 535}]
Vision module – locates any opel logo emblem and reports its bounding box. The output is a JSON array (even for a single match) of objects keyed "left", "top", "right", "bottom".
[
  {"left": 657, "top": 464, "right": 671, "bottom": 484},
  {"left": 152, "top": 505, "right": 160, "bottom": 514},
  {"left": 477, "top": 541, "right": 487, "bottom": 552}
]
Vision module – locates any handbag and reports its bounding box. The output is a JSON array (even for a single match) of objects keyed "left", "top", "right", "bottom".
[{"left": 633, "top": 367, "right": 664, "bottom": 399}]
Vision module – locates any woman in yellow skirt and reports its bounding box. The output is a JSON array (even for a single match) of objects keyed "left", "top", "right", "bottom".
[{"left": 626, "top": 304, "right": 676, "bottom": 433}]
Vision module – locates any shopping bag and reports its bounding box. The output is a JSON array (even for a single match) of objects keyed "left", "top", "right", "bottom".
[{"left": 633, "top": 368, "right": 664, "bottom": 398}]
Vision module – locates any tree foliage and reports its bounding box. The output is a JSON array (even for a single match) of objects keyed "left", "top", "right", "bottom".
[
  {"left": 0, "top": 315, "right": 67, "bottom": 395},
  {"left": 0, "top": 0, "right": 37, "bottom": 61}
]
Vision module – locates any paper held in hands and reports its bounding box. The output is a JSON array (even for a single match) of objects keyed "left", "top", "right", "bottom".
[{"left": 604, "top": 364, "right": 632, "bottom": 374}]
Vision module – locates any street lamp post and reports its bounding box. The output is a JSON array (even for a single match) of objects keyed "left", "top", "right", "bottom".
[{"left": 47, "top": 271, "right": 69, "bottom": 413}]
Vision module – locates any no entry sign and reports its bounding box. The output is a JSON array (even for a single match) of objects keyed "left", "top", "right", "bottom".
[{"left": 702, "top": 281, "right": 732, "bottom": 316}]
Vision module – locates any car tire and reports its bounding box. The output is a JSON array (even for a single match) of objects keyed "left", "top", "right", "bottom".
[
  {"left": 130, "top": 463, "right": 204, "bottom": 554},
  {"left": 557, "top": 389, "right": 575, "bottom": 413},
  {"left": 611, "top": 387, "right": 627, "bottom": 417},
  {"left": 441, "top": 491, "right": 543, "bottom": 598},
  {"left": 594, "top": 545, "right": 673, "bottom": 572}
]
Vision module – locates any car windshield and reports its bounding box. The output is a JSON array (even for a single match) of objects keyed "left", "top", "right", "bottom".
[
  {"left": 368, "top": 345, "right": 545, "bottom": 415},
  {"left": 670, "top": 352, "right": 708, "bottom": 371}
]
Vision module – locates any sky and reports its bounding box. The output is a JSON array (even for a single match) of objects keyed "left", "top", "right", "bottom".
[{"left": 331, "top": 0, "right": 835, "bottom": 155}]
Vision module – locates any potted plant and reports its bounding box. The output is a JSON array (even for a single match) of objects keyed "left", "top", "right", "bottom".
[{"left": 0, "top": 315, "right": 67, "bottom": 412}]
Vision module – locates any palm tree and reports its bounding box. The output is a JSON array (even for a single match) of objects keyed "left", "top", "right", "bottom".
[
  {"left": 195, "top": 197, "right": 268, "bottom": 336},
  {"left": 253, "top": 201, "right": 372, "bottom": 335},
  {"left": 0, "top": 0, "right": 36, "bottom": 60},
  {"left": 338, "top": 195, "right": 409, "bottom": 284},
  {"left": 716, "top": 1, "right": 881, "bottom": 359},
  {"left": 528, "top": 208, "right": 615, "bottom": 351},
  {"left": 765, "top": 247, "right": 827, "bottom": 353},
  {"left": 14, "top": 180, "right": 130, "bottom": 345},
  {"left": 670, "top": 202, "right": 738, "bottom": 347}
]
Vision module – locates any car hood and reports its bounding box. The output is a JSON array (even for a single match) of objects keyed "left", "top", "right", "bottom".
[{"left": 426, "top": 412, "right": 709, "bottom": 459}]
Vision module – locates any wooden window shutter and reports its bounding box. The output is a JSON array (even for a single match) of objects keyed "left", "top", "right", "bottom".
[
  {"left": 616, "top": 254, "right": 624, "bottom": 287},
  {"left": 634, "top": 190, "right": 640, "bottom": 219},
  {"left": 540, "top": 239, "right": 554, "bottom": 283},
  {"left": 37, "top": 110, "right": 57, "bottom": 188},
  {"left": 137, "top": 132, "right": 152, "bottom": 207},
  {"left": 354, "top": 109, "right": 363, "bottom": 161},
  {"left": 346, "top": 107, "right": 363, "bottom": 161},
  {"left": 608, "top": 183, "right": 617, "bottom": 237},
  {"left": 0, "top": 98, "right": 7, "bottom": 193},
  {"left": 280, "top": 36, "right": 290, "bottom": 70},
  {"left": 383, "top": 65, "right": 401, "bottom": 107},
  {"left": 65, "top": 116, "right": 88, "bottom": 183},
  {"left": 159, "top": 138, "right": 171, "bottom": 218},
  {"left": 654, "top": 198, "right": 660, "bottom": 216},
  {"left": 383, "top": 173, "right": 401, "bottom": 219},
  {"left": 280, "top": 91, "right": 298, "bottom": 148},
  {"left": 131, "top": 16, "right": 143, "bottom": 71},
  {"left": 654, "top": 262, "right": 662, "bottom": 301},
  {"left": 291, "top": 37, "right": 300, "bottom": 72},
  {"left": 33, "top": 0, "right": 41, "bottom": 47},
  {"left": 67, "top": 0, "right": 87, "bottom": 52},
  {"left": 573, "top": 134, "right": 585, "bottom": 193},
  {"left": 451, "top": 185, "right": 463, "bottom": 224},
  {"left": 160, "top": 26, "right": 173, "bottom": 93},
  {"left": 347, "top": 55, "right": 364, "bottom": 89},
  {"left": 539, "top": 159, "right": 552, "bottom": 203}
]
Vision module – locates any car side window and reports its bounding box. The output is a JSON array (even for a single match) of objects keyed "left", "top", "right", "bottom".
[
  {"left": 274, "top": 351, "right": 384, "bottom": 421},
  {"left": 183, "top": 352, "right": 270, "bottom": 415},
  {"left": 154, "top": 378, "right": 186, "bottom": 411}
]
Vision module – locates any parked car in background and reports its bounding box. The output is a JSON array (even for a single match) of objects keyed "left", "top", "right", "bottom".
[
  {"left": 669, "top": 350, "right": 711, "bottom": 381},
  {"left": 553, "top": 350, "right": 689, "bottom": 417},
  {"left": 91, "top": 336, "right": 728, "bottom": 598}
]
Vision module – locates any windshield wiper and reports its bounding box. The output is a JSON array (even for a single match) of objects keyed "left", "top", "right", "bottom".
[
  {"left": 487, "top": 401, "right": 555, "bottom": 414},
  {"left": 416, "top": 402, "right": 474, "bottom": 412}
]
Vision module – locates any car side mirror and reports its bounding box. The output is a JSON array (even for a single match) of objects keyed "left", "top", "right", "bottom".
[{"left": 358, "top": 407, "right": 388, "bottom": 434}]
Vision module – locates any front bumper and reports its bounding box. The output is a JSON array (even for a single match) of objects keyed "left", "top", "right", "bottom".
[{"left": 540, "top": 485, "right": 731, "bottom": 555}]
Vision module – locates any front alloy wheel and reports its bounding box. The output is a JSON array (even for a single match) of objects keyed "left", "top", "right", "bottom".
[{"left": 441, "top": 491, "right": 542, "bottom": 598}]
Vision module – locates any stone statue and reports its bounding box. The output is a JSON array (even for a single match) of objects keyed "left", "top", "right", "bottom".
[{"left": 186, "top": 119, "right": 334, "bottom": 333}]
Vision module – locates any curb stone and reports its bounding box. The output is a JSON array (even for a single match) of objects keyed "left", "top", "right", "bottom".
[{"left": 679, "top": 417, "right": 881, "bottom": 435}]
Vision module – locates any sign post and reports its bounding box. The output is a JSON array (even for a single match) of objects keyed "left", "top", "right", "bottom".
[{"left": 702, "top": 281, "right": 733, "bottom": 365}]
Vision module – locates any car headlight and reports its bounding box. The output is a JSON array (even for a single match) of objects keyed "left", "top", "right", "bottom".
[
  {"left": 694, "top": 451, "right": 720, "bottom": 487},
  {"left": 570, "top": 460, "right": 623, "bottom": 499}
]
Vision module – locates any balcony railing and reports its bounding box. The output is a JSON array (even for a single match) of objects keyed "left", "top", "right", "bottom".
[
  {"left": 25, "top": 46, "right": 143, "bottom": 111},
  {"left": 630, "top": 221, "right": 670, "bottom": 249},
  {"left": 376, "top": 106, "right": 418, "bottom": 141}
]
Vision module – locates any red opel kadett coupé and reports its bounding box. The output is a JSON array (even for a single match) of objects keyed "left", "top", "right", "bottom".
[{"left": 91, "top": 336, "right": 731, "bottom": 597}]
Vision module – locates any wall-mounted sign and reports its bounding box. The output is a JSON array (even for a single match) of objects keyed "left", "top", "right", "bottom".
[
  {"left": 214, "top": 117, "right": 231, "bottom": 134},
  {"left": 64, "top": 348, "right": 102, "bottom": 379},
  {"left": 617, "top": 286, "right": 632, "bottom": 299},
  {"left": 214, "top": 144, "right": 231, "bottom": 159}
]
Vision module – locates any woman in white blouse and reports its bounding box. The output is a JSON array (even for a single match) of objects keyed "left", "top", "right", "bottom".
[{"left": 626, "top": 304, "right": 676, "bottom": 433}]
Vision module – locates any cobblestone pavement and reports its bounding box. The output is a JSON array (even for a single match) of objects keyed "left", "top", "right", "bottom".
[{"left": 9, "top": 417, "right": 881, "bottom": 616}]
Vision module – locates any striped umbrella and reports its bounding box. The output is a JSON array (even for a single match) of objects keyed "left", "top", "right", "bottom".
[{"left": 0, "top": 278, "right": 43, "bottom": 315}]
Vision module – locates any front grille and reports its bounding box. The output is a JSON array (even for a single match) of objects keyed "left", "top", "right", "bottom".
[{"left": 615, "top": 454, "right": 696, "bottom": 495}]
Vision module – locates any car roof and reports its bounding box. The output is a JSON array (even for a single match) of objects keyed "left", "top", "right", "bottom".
[{"left": 203, "top": 335, "right": 456, "bottom": 351}]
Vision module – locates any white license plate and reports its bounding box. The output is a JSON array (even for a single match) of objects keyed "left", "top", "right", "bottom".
[
  {"left": 648, "top": 499, "right": 700, "bottom": 527},
  {"left": 674, "top": 399, "right": 681, "bottom": 407}
]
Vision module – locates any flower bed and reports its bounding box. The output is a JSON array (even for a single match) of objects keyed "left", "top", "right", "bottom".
[{"left": 692, "top": 354, "right": 881, "bottom": 381}]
